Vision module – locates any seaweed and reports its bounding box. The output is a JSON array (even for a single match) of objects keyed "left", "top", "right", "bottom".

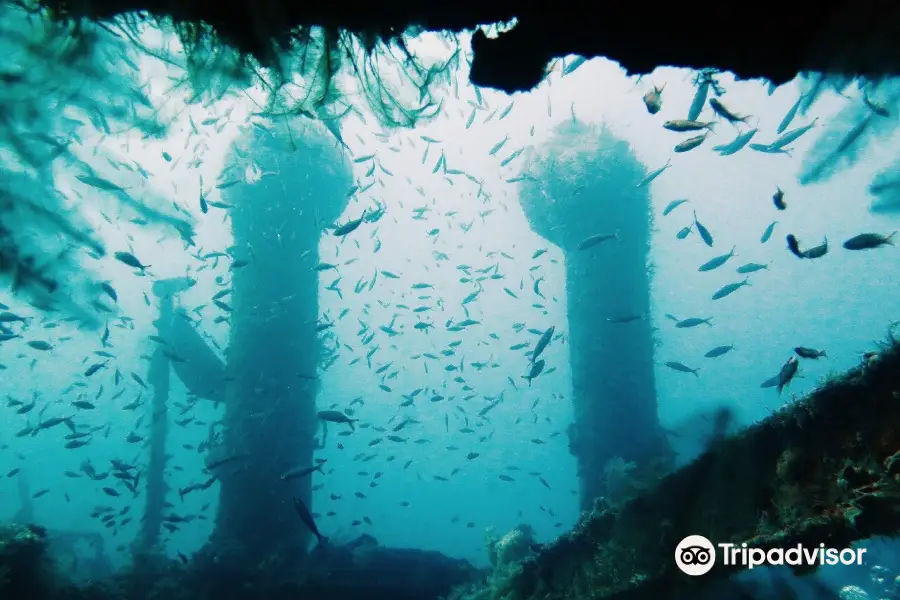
[
  {"left": 0, "top": 0, "right": 190, "bottom": 325},
  {"left": 0, "top": 0, "right": 457, "bottom": 324},
  {"left": 48, "top": 4, "right": 459, "bottom": 130}
]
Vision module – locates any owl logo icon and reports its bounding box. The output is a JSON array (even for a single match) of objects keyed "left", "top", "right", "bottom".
[{"left": 675, "top": 535, "right": 716, "bottom": 576}]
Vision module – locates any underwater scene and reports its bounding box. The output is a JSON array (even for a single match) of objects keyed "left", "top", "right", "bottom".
[{"left": 0, "top": 4, "right": 900, "bottom": 600}]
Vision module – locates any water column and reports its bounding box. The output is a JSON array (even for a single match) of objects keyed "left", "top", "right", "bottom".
[
  {"left": 207, "top": 122, "right": 351, "bottom": 563},
  {"left": 517, "top": 120, "right": 669, "bottom": 511}
]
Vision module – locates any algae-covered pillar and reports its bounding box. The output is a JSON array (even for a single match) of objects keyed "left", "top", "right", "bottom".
[
  {"left": 518, "top": 120, "right": 669, "bottom": 511},
  {"left": 207, "top": 120, "right": 351, "bottom": 562},
  {"left": 139, "top": 277, "right": 197, "bottom": 551}
]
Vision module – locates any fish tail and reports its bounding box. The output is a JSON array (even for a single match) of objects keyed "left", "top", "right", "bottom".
[{"left": 888, "top": 230, "right": 897, "bottom": 245}]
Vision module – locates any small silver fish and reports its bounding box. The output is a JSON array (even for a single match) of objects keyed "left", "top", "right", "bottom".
[
  {"left": 776, "top": 356, "right": 799, "bottom": 394},
  {"left": 704, "top": 345, "right": 734, "bottom": 358},
  {"left": 711, "top": 278, "right": 751, "bottom": 300},
  {"left": 794, "top": 346, "right": 827, "bottom": 359},
  {"left": 698, "top": 246, "right": 736, "bottom": 272},
  {"left": 577, "top": 231, "right": 619, "bottom": 250},
  {"left": 842, "top": 232, "right": 896, "bottom": 250},
  {"left": 664, "top": 361, "right": 699, "bottom": 376},
  {"left": 642, "top": 84, "right": 665, "bottom": 114},
  {"left": 281, "top": 460, "right": 326, "bottom": 482}
]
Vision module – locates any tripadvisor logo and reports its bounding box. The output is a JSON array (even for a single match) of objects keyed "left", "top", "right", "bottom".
[
  {"left": 675, "top": 535, "right": 716, "bottom": 576},
  {"left": 675, "top": 535, "right": 868, "bottom": 576}
]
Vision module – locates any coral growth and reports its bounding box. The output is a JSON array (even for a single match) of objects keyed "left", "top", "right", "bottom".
[
  {"left": 0, "top": 523, "right": 51, "bottom": 599},
  {"left": 602, "top": 456, "right": 639, "bottom": 507},
  {"left": 446, "top": 526, "right": 540, "bottom": 600},
  {"left": 487, "top": 525, "right": 536, "bottom": 570}
]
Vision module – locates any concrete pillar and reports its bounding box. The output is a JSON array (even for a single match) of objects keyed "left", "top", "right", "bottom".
[
  {"left": 139, "top": 277, "right": 196, "bottom": 551},
  {"left": 207, "top": 122, "right": 351, "bottom": 562},
  {"left": 517, "top": 120, "right": 669, "bottom": 511}
]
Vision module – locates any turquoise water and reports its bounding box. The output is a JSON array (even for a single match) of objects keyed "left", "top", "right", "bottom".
[{"left": 0, "top": 10, "right": 898, "bottom": 577}]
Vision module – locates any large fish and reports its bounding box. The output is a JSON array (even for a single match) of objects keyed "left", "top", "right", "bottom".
[
  {"left": 280, "top": 460, "right": 326, "bottom": 482},
  {"left": 318, "top": 410, "right": 357, "bottom": 431},
  {"left": 531, "top": 326, "right": 555, "bottom": 362},
  {"left": 776, "top": 356, "right": 799, "bottom": 394},
  {"left": 293, "top": 497, "right": 327, "bottom": 546}
]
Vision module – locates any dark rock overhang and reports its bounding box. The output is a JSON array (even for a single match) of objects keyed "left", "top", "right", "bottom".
[{"left": 37, "top": 0, "right": 900, "bottom": 93}]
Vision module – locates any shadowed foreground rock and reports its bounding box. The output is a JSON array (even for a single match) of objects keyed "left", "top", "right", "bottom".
[
  {"left": 37, "top": 0, "right": 900, "bottom": 93},
  {"left": 1, "top": 530, "right": 480, "bottom": 600},
  {"left": 0, "top": 524, "right": 51, "bottom": 599},
  {"left": 448, "top": 334, "right": 900, "bottom": 600}
]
